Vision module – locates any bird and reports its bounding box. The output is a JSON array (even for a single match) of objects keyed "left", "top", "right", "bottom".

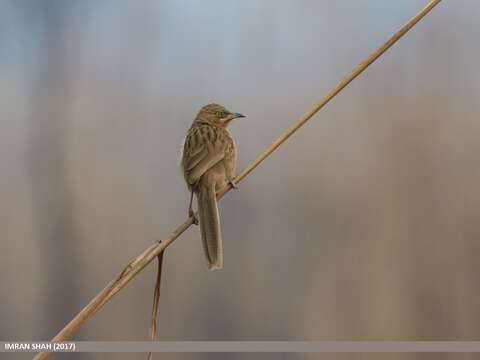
[{"left": 180, "top": 103, "right": 245, "bottom": 270}]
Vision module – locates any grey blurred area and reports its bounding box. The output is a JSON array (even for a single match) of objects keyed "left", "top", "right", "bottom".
[{"left": 1, "top": 0, "right": 479, "bottom": 359}]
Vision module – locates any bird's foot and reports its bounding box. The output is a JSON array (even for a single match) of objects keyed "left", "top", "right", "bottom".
[
  {"left": 229, "top": 179, "right": 238, "bottom": 190},
  {"left": 189, "top": 210, "right": 199, "bottom": 225}
]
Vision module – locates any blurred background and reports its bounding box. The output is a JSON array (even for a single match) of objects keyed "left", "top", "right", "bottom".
[{"left": 1, "top": 0, "right": 479, "bottom": 359}]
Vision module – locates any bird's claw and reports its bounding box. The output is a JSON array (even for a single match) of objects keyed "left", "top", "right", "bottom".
[
  {"left": 229, "top": 179, "right": 238, "bottom": 190},
  {"left": 189, "top": 210, "right": 199, "bottom": 225}
]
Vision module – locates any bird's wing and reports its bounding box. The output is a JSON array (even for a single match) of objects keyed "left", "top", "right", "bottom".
[{"left": 183, "top": 125, "right": 226, "bottom": 185}]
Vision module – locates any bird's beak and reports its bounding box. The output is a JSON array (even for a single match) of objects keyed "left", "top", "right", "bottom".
[{"left": 224, "top": 112, "right": 246, "bottom": 123}]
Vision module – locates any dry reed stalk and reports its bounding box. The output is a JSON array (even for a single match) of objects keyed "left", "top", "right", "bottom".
[
  {"left": 147, "top": 252, "right": 164, "bottom": 360},
  {"left": 33, "top": 1, "right": 442, "bottom": 358}
]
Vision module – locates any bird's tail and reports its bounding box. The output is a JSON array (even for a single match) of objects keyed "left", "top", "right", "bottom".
[{"left": 197, "top": 184, "right": 222, "bottom": 270}]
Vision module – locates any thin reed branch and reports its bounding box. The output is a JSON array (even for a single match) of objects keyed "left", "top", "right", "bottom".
[
  {"left": 147, "top": 251, "right": 164, "bottom": 360},
  {"left": 33, "top": 1, "right": 442, "bottom": 358}
]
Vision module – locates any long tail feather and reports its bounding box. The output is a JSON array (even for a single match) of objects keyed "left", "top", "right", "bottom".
[{"left": 197, "top": 185, "right": 222, "bottom": 270}]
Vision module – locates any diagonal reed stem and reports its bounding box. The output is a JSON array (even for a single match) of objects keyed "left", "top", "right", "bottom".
[{"left": 33, "top": 1, "right": 442, "bottom": 358}]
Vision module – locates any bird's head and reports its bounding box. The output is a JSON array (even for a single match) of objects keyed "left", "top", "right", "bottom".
[{"left": 194, "top": 103, "right": 245, "bottom": 128}]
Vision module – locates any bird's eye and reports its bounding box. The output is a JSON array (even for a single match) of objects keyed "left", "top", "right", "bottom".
[{"left": 215, "top": 111, "right": 223, "bottom": 118}]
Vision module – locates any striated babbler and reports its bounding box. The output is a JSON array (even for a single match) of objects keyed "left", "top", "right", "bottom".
[{"left": 181, "top": 104, "right": 245, "bottom": 270}]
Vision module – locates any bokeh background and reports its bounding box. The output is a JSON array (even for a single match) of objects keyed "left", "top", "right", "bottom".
[{"left": 1, "top": 0, "right": 479, "bottom": 359}]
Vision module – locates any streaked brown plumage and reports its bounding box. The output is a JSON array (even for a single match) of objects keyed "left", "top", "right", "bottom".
[{"left": 181, "top": 104, "right": 245, "bottom": 270}]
